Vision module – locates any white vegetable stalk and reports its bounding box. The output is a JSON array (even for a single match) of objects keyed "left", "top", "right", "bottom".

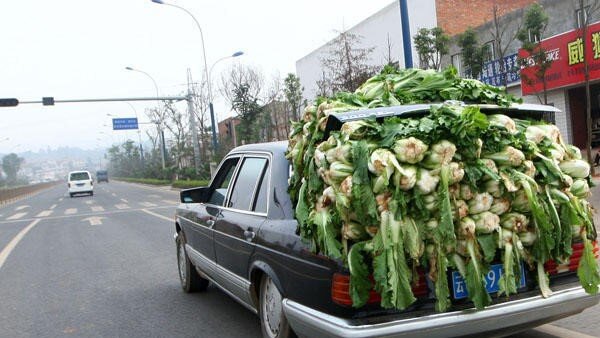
[
  {"left": 500, "top": 172, "right": 519, "bottom": 192},
  {"left": 459, "top": 217, "right": 476, "bottom": 238},
  {"left": 490, "top": 198, "right": 511, "bottom": 215},
  {"left": 468, "top": 192, "right": 494, "bottom": 214},
  {"left": 416, "top": 168, "right": 440, "bottom": 194},
  {"left": 525, "top": 125, "right": 546, "bottom": 144},
  {"left": 489, "top": 114, "right": 518, "bottom": 134},
  {"left": 521, "top": 160, "right": 536, "bottom": 178},
  {"left": 484, "top": 146, "right": 525, "bottom": 167},
  {"left": 511, "top": 190, "right": 531, "bottom": 213},
  {"left": 393, "top": 137, "right": 428, "bottom": 164},
  {"left": 422, "top": 140, "right": 456, "bottom": 168},
  {"left": 501, "top": 213, "right": 529, "bottom": 232},
  {"left": 460, "top": 184, "right": 474, "bottom": 200},
  {"left": 559, "top": 159, "right": 590, "bottom": 179},
  {"left": 484, "top": 179, "right": 504, "bottom": 198},
  {"left": 392, "top": 165, "right": 418, "bottom": 191},
  {"left": 536, "top": 124, "right": 561, "bottom": 143},
  {"left": 453, "top": 199, "right": 469, "bottom": 219},
  {"left": 480, "top": 159, "right": 499, "bottom": 175},
  {"left": 571, "top": 179, "right": 591, "bottom": 199},
  {"left": 448, "top": 162, "right": 465, "bottom": 185},
  {"left": 472, "top": 211, "right": 500, "bottom": 234}
]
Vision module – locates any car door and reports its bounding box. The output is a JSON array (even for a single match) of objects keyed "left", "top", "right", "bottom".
[
  {"left": 182, "top": 156, "right": 240, "bottom": 263},
  {"left": 213, "top": 155, "right": 269, "bottom": 279}
]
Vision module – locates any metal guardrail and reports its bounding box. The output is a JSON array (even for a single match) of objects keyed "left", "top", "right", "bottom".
[{"left": 0, "top": 181, "right": 59, "bottom": 205}]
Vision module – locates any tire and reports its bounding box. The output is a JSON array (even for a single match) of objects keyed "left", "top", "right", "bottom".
[
  {"left": 69, "top": 193, "right": 74, "bottom": 198},
  {"left": 259, "top": 275, "right": 296, "bottom": 338},
  {"left": 90, "top": 191, "right": 94, "bottom": 196},
  {"left": 176, "top": 233, "right": 208, "bottom": 293}
]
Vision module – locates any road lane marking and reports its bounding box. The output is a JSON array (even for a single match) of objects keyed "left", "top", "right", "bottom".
[
  {"left": 49, "top": 204, "right": 57, "bottom": 210},
  {"left": 0, "top": 205, "right": 172, "bottom": 224},
  {"left": 59, "top": 198, "right": 63, "bottom": 202},
  {"left": 162, "top": 200, "right": 178, "bottom": 205},
  {"left": 65, "top": 208, "right": 77, "bottom": 215},
  {"left": 120, "top": 198, "right": 129, "bottom": 203},
  {"left": 91, "top": 206, "right": 104, "bottom": 212},
  {"left": 6, "top": 212, "right": 27, "bottom": 220},
  {"left": 115, "top": 204, "right": 130, "bottom": 210},
  {"left": 112, "top": 193, "right": 117, "bottom": 197},
  {"left": 0, "top": 219, "right": 41, "bottom": 270},
  {"left": 141, "top": 209, "right": 173, "bottom": 222},
  {"left": 15, "top": 205, "right": 29, "bottom": 211},
  {"left": 36, "top": 210, "right": 53, "bottom": 217},
  {"left": 85, "top": 200, "right": 93, "bottom": 205},
  {"left": 139, "top": 202, "right": 157, "bottom": 207},
  {"left": 148, "top": 194, "right": 160, "bottom": 198},
  {"left": 82, "top": 216, "right": 104, "bottom": 225}
]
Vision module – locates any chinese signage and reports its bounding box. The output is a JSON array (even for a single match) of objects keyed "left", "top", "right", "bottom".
[
  {"left": 520, "top": 21, "right": 600, "bottom": 95},
  {"left": 478, "top": 53, "right": 521, "bottom": 87},
  {"left": 112, "top": 118, "right": 138, "bottom": 130}
]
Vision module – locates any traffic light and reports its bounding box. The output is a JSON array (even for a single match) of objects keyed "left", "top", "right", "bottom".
[{"left": 0, "top": 98, "right": 18, "bottom": 107}]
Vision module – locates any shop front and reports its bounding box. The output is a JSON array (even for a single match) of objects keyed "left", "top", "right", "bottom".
[{"left": 520, "top": 21, "right": 600, "bottom": 151}]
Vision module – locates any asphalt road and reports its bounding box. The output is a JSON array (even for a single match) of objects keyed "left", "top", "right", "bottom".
[{"left": 0, "top": 180, "right": 598, "bottom": 338}]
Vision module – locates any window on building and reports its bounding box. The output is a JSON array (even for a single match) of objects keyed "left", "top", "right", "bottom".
[
  {"left": 576, "top": 6, "right": 590, "bottom": 28},
  {"left": 482, "top": 41, "right": 496, "bottom": 62},
  {"left": 451, "top": 53, "right": 462, "bottom": 75}
]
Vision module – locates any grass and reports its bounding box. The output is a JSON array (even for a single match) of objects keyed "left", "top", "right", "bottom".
[{"left": 171, "top": 180, "right": 210, "bottom": 189}]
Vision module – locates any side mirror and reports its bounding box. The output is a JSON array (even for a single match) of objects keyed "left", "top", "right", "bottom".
[{"left": 180, "top": 186, "right": 210, "bottom": 203}]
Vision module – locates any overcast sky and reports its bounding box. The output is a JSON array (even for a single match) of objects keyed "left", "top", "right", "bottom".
[{"left": 0, "top": 0, "right": 394, "bottom": 153}]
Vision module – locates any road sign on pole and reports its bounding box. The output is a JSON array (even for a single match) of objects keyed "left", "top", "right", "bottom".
[{"left": 112, "top": 117, "right": 139, "bottom": 130}]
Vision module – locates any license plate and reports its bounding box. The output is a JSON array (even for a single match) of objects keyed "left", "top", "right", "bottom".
[
  {"left": 452, "top": 263, "right": 526, "bottom": 299},
  {"left": 76, "top": 183, "right": 85, "bottom": 187}
]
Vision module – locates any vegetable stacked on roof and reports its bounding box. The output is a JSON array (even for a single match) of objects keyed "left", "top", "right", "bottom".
[{"left": 286, "top": 67, "right": 599, "bottom": 312}]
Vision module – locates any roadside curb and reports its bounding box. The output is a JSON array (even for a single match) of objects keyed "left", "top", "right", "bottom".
[{"left": 0, "top": 183, "right": 60, "bottom": 207}]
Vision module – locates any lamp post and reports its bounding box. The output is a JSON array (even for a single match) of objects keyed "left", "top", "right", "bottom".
[
  {"left": 125, "top": 66, "right": 166, "bottom": 169},
  {"left": 151, "top": 0, "right": 217, "bottom": 156}
]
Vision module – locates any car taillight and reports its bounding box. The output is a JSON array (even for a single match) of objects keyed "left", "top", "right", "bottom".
[
  {"left": 545, "top": 241, "right": 599, "bottom": 275},
  {"left": 332, "top": 268, "right": 428, "bottom": 307}
]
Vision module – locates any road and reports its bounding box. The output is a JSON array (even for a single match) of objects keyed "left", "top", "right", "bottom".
[{"left": 0, "top": 181, "right": 597, "bottom": 338}]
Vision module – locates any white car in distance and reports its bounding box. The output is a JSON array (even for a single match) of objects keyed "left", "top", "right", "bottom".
[{"left": 67, "top": 171, "right": 93, "bottom": 197}]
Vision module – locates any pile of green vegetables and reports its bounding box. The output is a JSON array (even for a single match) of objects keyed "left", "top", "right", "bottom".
[{"left": 286, "top": 67, "right": 600, "bottom": 312}]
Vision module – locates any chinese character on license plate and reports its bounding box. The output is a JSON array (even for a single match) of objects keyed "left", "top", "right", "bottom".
[{"left": 452, "top": 263, "right": 526, "bottom": 299}]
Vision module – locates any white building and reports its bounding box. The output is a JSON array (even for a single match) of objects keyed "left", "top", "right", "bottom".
[{"left": 296, "top": 0, "right": 437, "bottom": 100}]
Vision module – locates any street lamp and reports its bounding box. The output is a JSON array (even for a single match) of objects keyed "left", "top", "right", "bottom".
[
  {"left": 151, "top": 0, "right": 217, "bottom": 155},
  {"left": 125, "top": 66, "right": 166, "bottom": 169}
]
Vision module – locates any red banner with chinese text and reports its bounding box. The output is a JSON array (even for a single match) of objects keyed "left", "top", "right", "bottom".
[{"left": 520, "top": 21, "right": 600, "bottom": 95}]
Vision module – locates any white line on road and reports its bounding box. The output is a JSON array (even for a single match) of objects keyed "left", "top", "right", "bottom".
[
  {"left": 15, "top": 205, "right": 29, "bottom": 211},
  {"left": 120, "top": 198, "right": 129, "bottom": 203},
  {"left": 141, "top": 209, "right": 173, "bottom": 222},
  {"left": 0, "top": 219, "right": 41, "bottom": 271},
  {"left": 85, "top": 200, "right": 94, "bottom": 205},
  {"left": 111, "top": 193, "right": 117, "bottom": 197},
  {"left": 0, "top": 205, "right": 172, "bottom": 224},
  {"left": 81, "top": 216, "right": 104, "bottom": 225},
  {"left": 49, "top": 204, "right": 57, "bottom": 210},
  {"left": 115, "top": 204, "right": 130, "bottom": 210},
  {"left": 64, "top": 208, "right": 77, "bottom": 215},
  {"left": 59, "top": 198, "right": 63, "bottom": 202},
  {"left": 139, "top": 202, "right": 157, "bottom": 207},
  {"left": 6, "top": 212, "right": 27, "bottom": 220},
  {"left": 35, "top": 210, "right": 53, "bottom": 217},
  {"left": 148, "top": 194, "right": 160, "bottom": 198},
  {"left": 91, "top": 206, "right": 104, "bottom": 212},
  {"left": 162, "top": 200, "right": 178, "bottom": 205}
]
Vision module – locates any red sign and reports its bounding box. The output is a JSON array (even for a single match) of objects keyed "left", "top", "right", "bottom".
[{"left": 520, "top": 21, "right": 600, "bottom": 95}]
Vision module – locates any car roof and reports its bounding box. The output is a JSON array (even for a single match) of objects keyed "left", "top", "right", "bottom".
[
  {"left": 68, "top": 171, "right": 90, "bottom": 175},
  {"left": 229, "top": 141, "right": 288, "bottom": 157}
]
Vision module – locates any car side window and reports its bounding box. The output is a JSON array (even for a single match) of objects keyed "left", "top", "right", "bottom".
[
  {"left": 253, "top": 167, "right": 269, "bottom": 213},
  {"left": 227, "top": 157, "right": 267, "bottom": 211},
  {"left": 207, "top": 157, "right": 239, "bottom": 206}
]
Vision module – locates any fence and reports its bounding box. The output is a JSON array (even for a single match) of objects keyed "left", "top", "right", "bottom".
[{"left": 0, "top": 181, "right": 59, "bottom": 205}]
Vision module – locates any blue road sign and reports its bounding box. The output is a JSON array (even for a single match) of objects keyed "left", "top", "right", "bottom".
[{"left": 112, "top": 117, "right": 138, "bottom": 130}]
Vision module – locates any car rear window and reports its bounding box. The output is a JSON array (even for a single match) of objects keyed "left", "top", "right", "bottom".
[{"left": 70, "top": 172, "right": 90, "bottom": 181}]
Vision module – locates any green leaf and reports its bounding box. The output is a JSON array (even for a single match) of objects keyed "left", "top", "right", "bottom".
[
  {"left": 578, "top": 238, "right": 600, "bottom": 295},
  {"left": 351, "top": 141, "right": 379, "bottom": 225},
  {"left": 476, "top": 234, "right": 497, "bottom": 263},
  {"left": 349, "top": 241, "right": 373, "bottom": 307},
  {"left": 465, "top": 253, "right": 492, "bottom": 309}
]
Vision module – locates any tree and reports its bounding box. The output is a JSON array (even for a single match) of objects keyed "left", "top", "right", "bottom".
[
  {"left": 517, "top": 3, "right": 551, "bottom": 104},
  {"left": 283, "top": 73, "right": 304, "bottom": 122},
  {"left": 221, "top": 63, "right": 264, "bottom": 145},
  {"left": 320, "top": 30, "right": 376, "bottom": 93},
  {"left": 457, "top": 28, "right": 485, "bottom": 79},
  {"left": 2, "top": 153, "right": 23, "bottom": 185},
  {"left": 489, "top": 4, "right": 523, "bottom": 88},
  {"left": 576, "top": 0, "right": 600, "bottom": 175},
  {"left": 413, "top": 27, "right": 450, "bottom": 70}
]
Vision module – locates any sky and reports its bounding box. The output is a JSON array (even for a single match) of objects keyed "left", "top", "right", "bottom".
[{"left": 0, "top": 0, "right": 394, "bottom": 153}]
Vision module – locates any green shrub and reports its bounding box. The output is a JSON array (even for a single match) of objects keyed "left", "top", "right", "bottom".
[{"left": 171, "top": 180, "right": 210, "bottom": 189}]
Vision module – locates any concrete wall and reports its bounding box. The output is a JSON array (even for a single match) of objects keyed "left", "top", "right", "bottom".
[{"left": 296, "top": 0, "right": 437, "bottom": 101}]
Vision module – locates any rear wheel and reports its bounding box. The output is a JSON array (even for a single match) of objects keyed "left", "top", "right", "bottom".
[
  {"left": 176, "top": 233, "right": 208, "bottom": 292},
  {"left": 69, "top": 193, "right": 74, "bottom": 198},
  {"left": 259, "top": 275, "right": 295, "bottom": 338},
  {"left": 90, "top": 191, "right": 94, "bottom": 196}
]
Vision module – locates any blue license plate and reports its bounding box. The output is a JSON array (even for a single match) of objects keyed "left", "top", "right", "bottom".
[{"left": 452, "top": 263, "right": 526, "bottom": 299}]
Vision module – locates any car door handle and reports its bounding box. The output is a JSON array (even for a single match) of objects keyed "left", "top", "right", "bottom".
[
  {"left": 244, "top": 230, "right": 255, "bottom": 241},
  {"left": 206, "top": 219, "right": 215, "bottom": 228}
]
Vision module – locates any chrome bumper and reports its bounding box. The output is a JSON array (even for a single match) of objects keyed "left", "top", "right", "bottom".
[{"left": 283, "top": 286, "right": 599, "bottom": 338}]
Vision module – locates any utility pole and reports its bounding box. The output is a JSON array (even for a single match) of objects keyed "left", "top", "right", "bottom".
[
  {"left": 399, "top": 0, "right": 413, "bottom": 68},
  {"left": 187, "top": 69, "right": 201, "bottom": 173}
]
